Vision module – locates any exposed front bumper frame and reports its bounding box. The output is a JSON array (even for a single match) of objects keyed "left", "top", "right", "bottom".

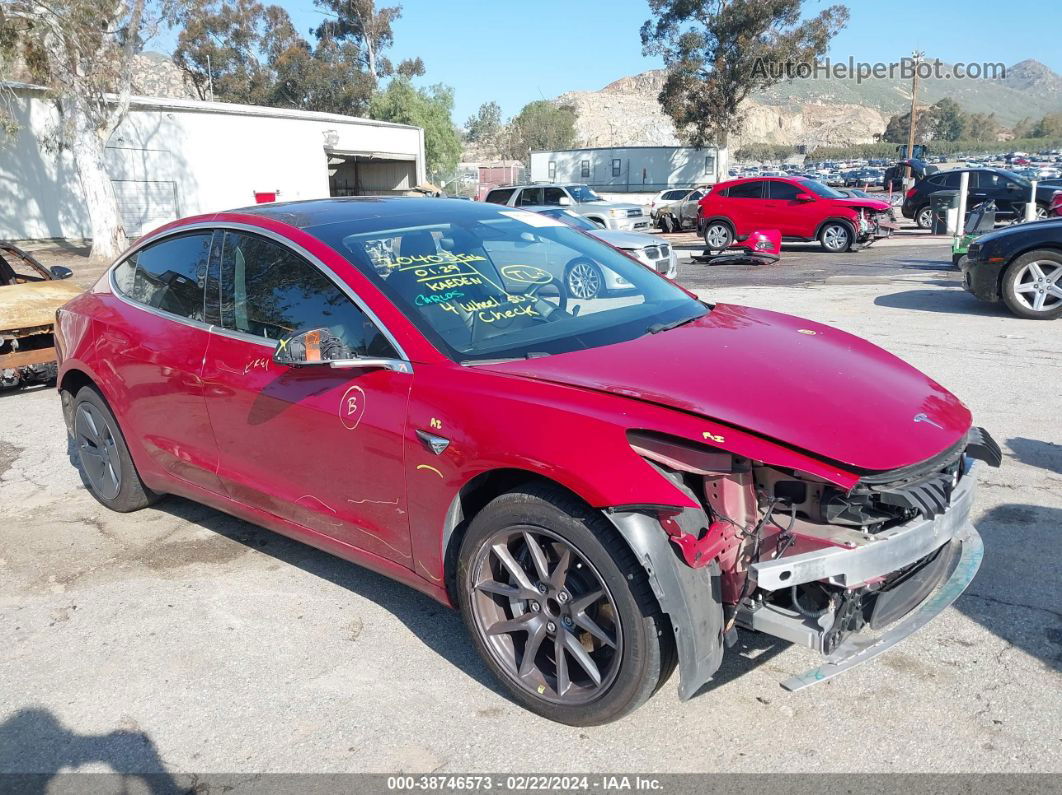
[
  {"left": 780, "top": 520, "right": 983, "bottom": 691},
  {"left": 750, "top": 460, "right": 976, "bottom": 591}
]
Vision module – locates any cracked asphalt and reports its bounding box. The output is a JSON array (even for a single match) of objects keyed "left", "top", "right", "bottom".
[{"left": 1, "top": 242, "right": 1060, "bottom": 776}]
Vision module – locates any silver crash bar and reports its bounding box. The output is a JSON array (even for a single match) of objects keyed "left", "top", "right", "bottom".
[{"left": 781, "top": 521, "right": 983, "bottom": 691}]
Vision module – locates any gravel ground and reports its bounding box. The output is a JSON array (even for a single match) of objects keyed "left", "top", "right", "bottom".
[{"left": 1, "top": 241, "right": 1060, "bottom": 777}]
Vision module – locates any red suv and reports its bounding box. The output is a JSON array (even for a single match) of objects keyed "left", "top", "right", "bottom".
[{"left": 698, "top": 177, "right": 893, "bottom": 252}]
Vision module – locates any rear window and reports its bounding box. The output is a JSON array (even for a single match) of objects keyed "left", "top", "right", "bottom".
[
  {"left": 114, "top": 232, "right": 211, "bottom": 321},
  {"left": 726, "top": 181, "right": 763, "bottom": 199},
  {"left": 484, "top": 188, "right": 515, "bottom": 205}
]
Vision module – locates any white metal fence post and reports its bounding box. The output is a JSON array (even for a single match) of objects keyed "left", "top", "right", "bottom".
[
  {"left": 1025, "top": 180, "right": 1038, "bottom": 222},
  {"left": 955, "top": 171, "right": 970, "bottom": 240}
]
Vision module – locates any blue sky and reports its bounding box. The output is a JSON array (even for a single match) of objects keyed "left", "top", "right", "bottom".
[{"left": 154, "top": 0, "right": 1062, "bottom": 123}]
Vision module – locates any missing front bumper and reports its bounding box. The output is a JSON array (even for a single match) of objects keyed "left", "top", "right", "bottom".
[{"left": 780, "top": 521, "right": 983, "bottom": 691}]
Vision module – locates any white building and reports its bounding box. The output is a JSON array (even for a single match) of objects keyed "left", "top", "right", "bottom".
[
  {"left": 0, "top": 84, "right": 426, "bottom": 240},
  {"left": 529, "top": 145, "right": 726, "bottom": 198}
]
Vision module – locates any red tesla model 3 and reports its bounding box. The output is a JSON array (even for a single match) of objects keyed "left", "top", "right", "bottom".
[{"left": 55, "top": 198, "right": 1000, "bottom": 725}]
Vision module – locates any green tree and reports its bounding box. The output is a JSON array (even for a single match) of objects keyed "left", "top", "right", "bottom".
[
  {"left": 369, "top": 77, "right": 461, "bottom": 175},
  {"left": 966, "top": 112, "right": 1001, "bottom": 142},
  {"left": 314, "top": 0, "right": 404, "bottom": 83},
  {"left": 501, "top": 100, "right": 577, "bottom": 160},
  {"left": 1011, "top": 117, "right": 1034, "bottom": 138},
  {"left": 883, "top": 109, "right": 931, "bottom": 143},
  {"left": 1, "top": 0, "right": 177, "bottom": 258},
  {"left": 928, "top": 98, "right": 966, "bottom": 141},
  {"left": 640, "top": 0, "right": 848, "bottom": 148},
  {"left": 173, "top": 0, "right": 375, "bottom": 115},
  {"left": 1032, "top": 113, "right": 1062, "bottom": 138},
  {"left": 465, "top": 100, "right": 502, "bottom": 144}
]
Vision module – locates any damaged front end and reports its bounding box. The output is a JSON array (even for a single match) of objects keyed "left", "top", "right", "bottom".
[
  {"left": 606, "top": 426, "right": 1001, "bottom": 698},
  {"left": 853, "top": 207, "right": 897, "bottom": 249}
]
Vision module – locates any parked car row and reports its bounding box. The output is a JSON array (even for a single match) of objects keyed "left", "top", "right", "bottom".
[{"left": 901, "top": 168, "right": 1058, "bottom": 229}]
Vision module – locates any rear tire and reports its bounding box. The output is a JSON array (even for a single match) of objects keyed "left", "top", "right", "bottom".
[
  {"left": 456, "top": 484, "right": 672, "bottom": 726},
  {"left": 915, "top": 205, "right": 933, "bottom": 230},
  {"left": 71, "top": 386, "right": 160, "bottom": 512},
  {"left": 1000, "top": 250, "right": 1062, "bottom": 320},
  {"left": 702, "top": 221, "right": 733, "bottom": 252}
]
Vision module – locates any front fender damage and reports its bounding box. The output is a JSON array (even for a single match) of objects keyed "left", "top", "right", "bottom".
[{"left": 605, "top": 508, "right": 724, "bottom": 700}]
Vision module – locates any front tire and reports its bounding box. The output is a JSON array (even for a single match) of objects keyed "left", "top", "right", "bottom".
[
  {"left": 1001, "top": 250, "right": 1062, "bottom": 320},
  {"left": 819, "top": 221, "right": 852, "bottom": 252},
  {"left": 456, "top": 485, "right": 672, "bottom": 726},
  {"left": 71, "top": 386, "right": 159, "bottom": 512}
]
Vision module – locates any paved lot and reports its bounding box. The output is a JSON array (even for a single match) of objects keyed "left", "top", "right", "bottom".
[{"left": 1, "top": 241, "right": 1060, "bottom": 776}]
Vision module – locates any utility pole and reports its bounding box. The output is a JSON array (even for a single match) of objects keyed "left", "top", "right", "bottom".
[
  {"left": 905, "top": 50, "right": 924, "bottom": 184},
  {"left": 206, "top": 54, "right": 214, "bottom": 102}
]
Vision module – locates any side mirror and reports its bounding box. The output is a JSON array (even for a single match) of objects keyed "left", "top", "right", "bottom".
[
  {"left": 273, "top": 327, "right": 409, "bottom": 372},
  {"left": 49, "top": 265, "right": 74, "bottom": 280},
  {"left": 557, "top": 196, "right": 572, "bottom": 206},
  {"left": 795, "top": 193, "right": 815, "bottom": 201}
]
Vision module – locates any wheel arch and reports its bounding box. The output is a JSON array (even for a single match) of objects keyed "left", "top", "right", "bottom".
[
  {"left": 814, "top": 215, "right": 857, "bottom": 240},
  {"left": 441, "top": 467, "right": 607, "bottom": 603},
  {"left": 701, "top": 215, "right": 735, "bottom": 234},
  {"left": 998, "top": 244, "right": 1062, "bottom": 293},
  {"left": 58, "top": 366, "right": 107, "bottom": 434}
]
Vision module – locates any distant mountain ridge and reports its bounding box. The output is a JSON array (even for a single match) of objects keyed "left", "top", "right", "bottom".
[{"left": 560, "top": 59, "right": 1062, "bottom": 150}]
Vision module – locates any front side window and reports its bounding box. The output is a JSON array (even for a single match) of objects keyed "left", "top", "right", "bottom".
[
  {"left": 580, "top": 160, "right": 591, "bottom": 179},
  {"left": 768, "top": 181, "right": 802, "bottom": 200},
  {"left": 517, "top": 187, "right": 543, "bottom": 206},
  {"left": 218, "top": 231, "right": 395, "bottom": 358},
  {"left": 311, "top": 205, "right": 705, "bottom": 363},
  {"left": 541, "top": 187, "right": 567, "bottom": 205},
  {"left": 114, "top": 232, "right": 211, "bottom": 321}
]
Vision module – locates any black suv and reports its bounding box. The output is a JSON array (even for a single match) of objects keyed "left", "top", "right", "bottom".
[{"left": 902, "top": 168, "right": 1058, "bottom": 228}]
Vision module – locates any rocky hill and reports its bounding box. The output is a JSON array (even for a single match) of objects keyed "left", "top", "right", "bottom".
[{"left": 557, "top": 59, "right": 1062, "bottom": 150}]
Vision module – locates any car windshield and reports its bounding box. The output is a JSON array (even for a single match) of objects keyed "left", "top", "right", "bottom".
[
  {"left": 565, "top": 185, "right": 603, "bottom": 202},
  {"left": 311, "top": 204, "right": 706, "bottom": 362},
  {"left": 796, "top": 178, "right": 845, "bottom": 198},
  {"left": 540, "top": 209, "right": 598, "bottom": 231}
]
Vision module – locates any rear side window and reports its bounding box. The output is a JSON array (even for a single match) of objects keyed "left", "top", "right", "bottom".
[
  {"left": 726, "top": 181, "right": 763, "bottom": 199},
  {"left": 484, "top": 188, "right": 514, "bottom": 205},
  {"left": 115, "top": 232, "right": 211, "bottom": 321},
  {"left": 768, "top": 181, "right": 802, "bottom": 199},
  {"left": 218, "top": 231, "right": 395, "bottom": 357},
  {"left": 517, "top": 187, "right": 543, "bottom": 206}
]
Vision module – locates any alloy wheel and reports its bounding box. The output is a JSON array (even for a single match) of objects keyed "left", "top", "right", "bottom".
[
  {"left": 916, "top": 207, "right": 933, "bottom": 229},
  {"left": 567, "top": 262, "right": 602, "bottom": 300},
  {"left": 822, "top": 224, "right": 850, "bottom": 251},
  {"left": 1011, "top": 259, "right": 1062, "bottom": 313},
  {"left": 75, "top": 403, "right": 122, "bottom": 500},
  {"left": 704, "top": 224, "right": 731, "bottom": 250},
  {"left": 468, "top": 527, "right": 623, "bottom": 705}
]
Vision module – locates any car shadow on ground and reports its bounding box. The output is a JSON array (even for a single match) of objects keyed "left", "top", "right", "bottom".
[
  {"left": 149, "top": 494, "right": 503, "bottom": 697},
  {"left": 1006, "top": 437, "right": 1062, "bottom": 475},
  {"left": 873, "top": 288, "right": 1013, "bottom": 316},
  {"left": 957, "top": 504, "right": 1062, "bottom": 673},
  {"left": 0, "top": 708, "right": 182, "bottom": 791}
]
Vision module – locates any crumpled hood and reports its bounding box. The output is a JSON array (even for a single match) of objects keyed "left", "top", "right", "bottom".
[
  {"left": 479, "top": 304, "right": 971, "bottom": 472},
  {"left": 826, "top": 198, "right": 892, "bottom": 213}
]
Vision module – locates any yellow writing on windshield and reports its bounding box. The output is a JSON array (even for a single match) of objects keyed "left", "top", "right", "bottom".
[{"left": 501, "top": 264, "right": 553, "bottom": 284}]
